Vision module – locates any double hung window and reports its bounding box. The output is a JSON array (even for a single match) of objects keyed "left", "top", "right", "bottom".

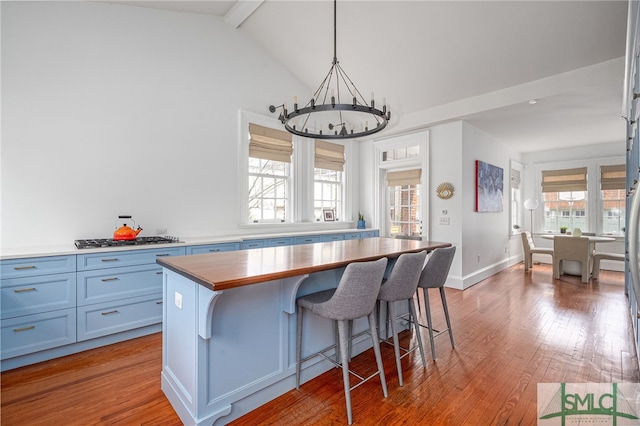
[
  {"left": 248, "top": 124, "right": 292, "bottom": 223},
  {"left": 600, "top": 165, "right": 626, "bottom": 234},
  {"left": 541, "top": 168, "right": 588, "bottom": 231},
  {"left": 313, "top": 140, "right": 345, "bottom": 221}
]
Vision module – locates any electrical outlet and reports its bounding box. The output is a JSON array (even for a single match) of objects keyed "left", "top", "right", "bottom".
[
  {"left": 156, "top": 228, "right": 168, "bottom": 235},
  {"left": 439, "top": 217, "right": 450, "bottom": 225},
  {"left": 175, "top": 292, "right": 183, "bottom": 310}
]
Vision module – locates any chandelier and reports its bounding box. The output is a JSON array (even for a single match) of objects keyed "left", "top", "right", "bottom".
[{"left": 269, "top": 0, "right": 390, "bottom": 140}]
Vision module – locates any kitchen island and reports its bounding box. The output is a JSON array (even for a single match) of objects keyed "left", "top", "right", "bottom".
[{"left": 157, "top": 237, "right": 451, "bottom": 425}]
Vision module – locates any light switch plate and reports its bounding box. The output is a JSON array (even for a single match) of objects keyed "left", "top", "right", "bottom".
[
  {"left": 439, "top": 217, "right": 450, "bottom": 225},
  {"left": 175, "top": 292, "right": 183, "bottom": 309}
]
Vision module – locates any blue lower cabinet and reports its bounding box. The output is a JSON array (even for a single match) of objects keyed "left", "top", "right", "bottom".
[
  {"left": 1, "top": 273, "right": 76, "bottom": 319},
  {"left": 241, "top": 239, "right": 267, "bottom": 250},
  {"left": 267, "top": 237, "right": 293, "bottom": 247},
  {"left": 186, "top": 243, "right": 240, "bottom": 255},
  {"left": 77, "top": 294, "right": 163, "bottom": 341},
  {"left": 321, "top": 234, "right": 345, "bottom": 242},
  {"left": 294, "top": 236, "right": 322, "bottom": 245},
  {"left": 1, "top": 308, "right": 76, "bottom": 359}
]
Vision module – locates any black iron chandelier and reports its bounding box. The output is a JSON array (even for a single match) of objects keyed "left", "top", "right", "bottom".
[{"left": 269, "top": 0, "right": 390, "bottom": 140}]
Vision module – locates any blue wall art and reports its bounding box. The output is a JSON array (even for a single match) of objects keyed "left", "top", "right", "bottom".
[{"left": 475, "top": 160, "right": 504, "bottom": 212}]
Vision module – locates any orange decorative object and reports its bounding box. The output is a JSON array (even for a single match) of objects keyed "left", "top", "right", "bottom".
[{"left": 113, "top": 216, "right": 142, "bottom": 240}]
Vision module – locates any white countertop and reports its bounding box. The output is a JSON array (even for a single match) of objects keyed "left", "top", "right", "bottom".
[{"left": 0, "top": 229, "right": 378, "bottom": 260}]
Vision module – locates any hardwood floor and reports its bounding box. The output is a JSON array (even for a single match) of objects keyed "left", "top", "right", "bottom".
[{"left": 2, "top": 264, "right": 637, "bottom": 425}]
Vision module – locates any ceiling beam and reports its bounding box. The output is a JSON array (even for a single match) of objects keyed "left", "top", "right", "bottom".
[{"left": 224, "top": 0, "right": 264, "bottom": 29}]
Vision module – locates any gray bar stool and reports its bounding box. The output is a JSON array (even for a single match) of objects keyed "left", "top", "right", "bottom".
[
  {"left": 417, "top": 246, "right": 456, "bottom": 360},
  {"left": 377, "top": 250, "right": 428, "bottom": 386},
  {"left": 295, "top": 257, "right": 388, "bottom": 425}
]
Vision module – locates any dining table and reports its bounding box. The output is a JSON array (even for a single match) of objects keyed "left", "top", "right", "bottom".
[{"left": 540, "top": 234, "right": 616, "bottom": 276}]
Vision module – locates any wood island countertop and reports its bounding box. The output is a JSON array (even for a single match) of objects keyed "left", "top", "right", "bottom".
[{"left": 156, "top": 237, "right": 451, "bottom": 291}]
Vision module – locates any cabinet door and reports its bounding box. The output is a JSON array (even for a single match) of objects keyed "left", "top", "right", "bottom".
[
  {"left": 241, "top": 240, "right": 267, "bottom": 250},
  {"left": 76, "top": 294, "right": 162, "bottom": 341},
  {"left": 1, "top": 273, "right": 76, "bottom": 319},
  {"left": 294, "top": 236, "right": 322, "bottom": 245},
  {"left": 186, "top": 243, "right": 240, "bottom": 255},
  {"left": 267, "top": 238, "right": 293, "bottom": 247},
  {"left": 77, "top": 265, "right": 163, "bottom": 306},
  {"left": 77, "top": 247, "right": 186, "bottom": 271},
  {"left": 1, "top": 308, "right": 76, "bottom": 359},
  {"left": 322, "top": 234, "right": 345, "bottom": 242},
  {"left": 1, "top": 256, "right": 75, "bottom": 279}
]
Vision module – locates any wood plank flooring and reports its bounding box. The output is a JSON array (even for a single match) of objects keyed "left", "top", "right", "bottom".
[{"left": 1, "top": 263, "right": 638, "bottom": 425}]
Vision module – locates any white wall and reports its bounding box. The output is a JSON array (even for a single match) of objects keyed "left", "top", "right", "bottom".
[
  {"left": 1, "top": 2, "right": 313, "bottom": 248},
  {"left": 361, "top": 120, "right": 522, "bottom": 289}
]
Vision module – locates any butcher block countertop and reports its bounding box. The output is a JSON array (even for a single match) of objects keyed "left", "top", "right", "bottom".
[{"left": 156, "top": 237, "right": 451, "bottom": 291}]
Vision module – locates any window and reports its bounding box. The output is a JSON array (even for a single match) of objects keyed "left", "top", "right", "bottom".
[
  {"left": 601, "top": 164, "right": 626, "bottom": 234},
  {"left": 387, "top": 169, "right": 422, "bottom": 238},
  {"left": 382, "top": 145, "right": 420, "bottom": 162},
  {"left": 510, "top": 161, "right": 523, "bottom": 235},
  {"left": 541, "top": 168, "right": 588, "bottom": 232},
  {"left": 313, "top": 140, "right": 345, "bottom": 221},
  {"left": 247, "top": 123, "right": 292, "bottom": 223}
]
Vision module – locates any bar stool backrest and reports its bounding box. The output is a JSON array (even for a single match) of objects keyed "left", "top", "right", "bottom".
[
  {"left": 378, "top": 251, "right": 428, "bottom": 300},
  {"left": 312, "top": 257, "right": 388, "bottom": 321},
  {"left": 418, "top": 246, "right": 456, "bottom": 289}
]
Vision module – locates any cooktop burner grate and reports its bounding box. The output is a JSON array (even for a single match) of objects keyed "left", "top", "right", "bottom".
[{"left": 74, "top": 236, "right": 180, "bottom": 249}]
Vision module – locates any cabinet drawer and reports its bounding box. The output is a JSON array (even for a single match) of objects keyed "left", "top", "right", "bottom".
[
  {"left": 186, "top": 243, "right": 240, "bottom": 255},
  {"left": 322, "top": 234, "right": 345, "bottom": 242},
  {"left": 1, "top": 308, "right": 76, "bottom": 359},
  {"left": 77, "top": 294, "right": 163, "bottom": 341},
  {"left": 267, "top": 238, "right": 292, "bottom": 247},
  {"left": 77, "top": 247, "right": 185, "bottom": 271},
  {"left": 1, "top": 273, "right": 76, "bottom": 319},
  {"left": 361, "top": 231, "right": 377, "bottom": 238},
  {"left": 1, "top": 256, "right": 75, "bottom": 279},
  {"left": 294, "top": 236, "right": 322, "bottom": 245},
  {"left": 241, "top": 240, "right": 267, "bottom": 250},
  {"left": 77, "top": 265, "right": 162, "bottom": 306},
  {"left": 344, "top": 233, "right": 361, "bottom": 240}
]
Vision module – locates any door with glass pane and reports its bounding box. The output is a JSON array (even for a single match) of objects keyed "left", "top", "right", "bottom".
[{"left": 387, "top": 169, "right": 422, "bottom": 238}]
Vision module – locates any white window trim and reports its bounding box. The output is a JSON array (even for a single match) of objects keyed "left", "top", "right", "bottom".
[
  {"left": 532, "top": 156, "right": 625, "bottom": 235},
  {"left": 372, "top": 130, "right": 430, "bottom": 238},
  {"left": 510, "top": 159, "right": 524, "bottom": 238}
]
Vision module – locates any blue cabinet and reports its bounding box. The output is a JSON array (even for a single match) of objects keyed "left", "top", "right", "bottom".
[
  {"left": 241, "top": 239, "right": 267, "bottom": 250},
  {"left": 267, "top": 237, "right": 293, "bottom": 247},
  {"left": 294, "top": 236, "right": 323, "bottom": 245},
  {"left": 76, "top": 247, "right": 185, "bottom": 342},
  {"left": 186, "top": 243, "right": 240, "bottom": 255},
  {"left": 0, "top": 255, "right": 77, "bottom": 361},
  {"left": 322, "top": 234, "right": 345, "bottom": 242}
]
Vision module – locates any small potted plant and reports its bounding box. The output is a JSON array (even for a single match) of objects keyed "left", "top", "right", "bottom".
[
  {"left": 560, "top": 226, "right": 567, "bottom": 234},
  {"left": 357, "top": 212, "right": 366, "bottom": 229}
]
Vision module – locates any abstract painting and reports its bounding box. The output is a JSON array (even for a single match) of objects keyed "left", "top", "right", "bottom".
[{"left": 476, "top": 160, "right": 504, "bottom": 212}]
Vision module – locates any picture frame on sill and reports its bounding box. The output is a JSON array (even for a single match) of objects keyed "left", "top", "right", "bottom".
[{"left": 323, "top": 209, "right": 335, "bottom": 221}]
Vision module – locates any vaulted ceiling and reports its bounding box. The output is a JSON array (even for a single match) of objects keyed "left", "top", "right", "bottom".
[{"left": 105, "top": 0, "right": 629, "bottom": 153}]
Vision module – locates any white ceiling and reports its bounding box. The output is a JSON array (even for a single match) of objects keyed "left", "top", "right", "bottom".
[{"left": 104, "top": 0, "right": 629, "bottom": 153}]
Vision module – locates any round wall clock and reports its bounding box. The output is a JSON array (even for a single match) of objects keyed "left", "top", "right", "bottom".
[{"left": 436, "top": 182, "right": 454, "bottom": 199}]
